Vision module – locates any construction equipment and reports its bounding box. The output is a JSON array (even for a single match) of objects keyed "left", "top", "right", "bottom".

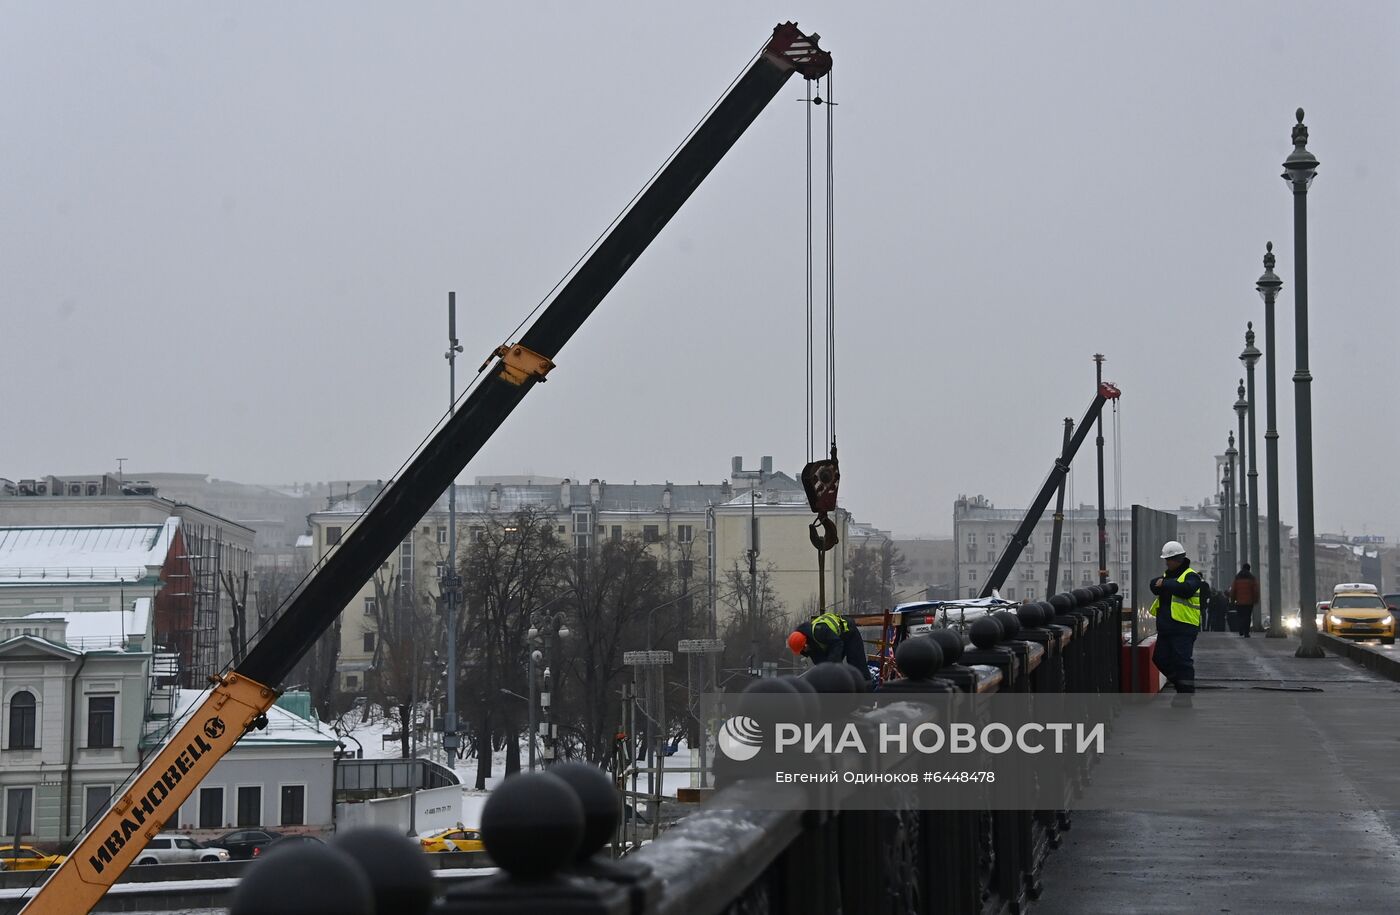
[
  {"left": 978, "top": 381, "right": 1122, "bottom": 598},
  {"left": 19, "top": 22, "right": 832, "bottom": 914}
]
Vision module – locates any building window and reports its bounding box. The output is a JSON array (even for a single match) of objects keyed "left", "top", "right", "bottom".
[
  {"left": 8, "top": 691, "right": 36, "bottom": 749},
  {"left": 1082, "top": 532, "right": 1091, "bottom": 544},
  {"left": 985, "top": 535, "right": 995, "bottom": 545},
  {"left": 87, "top": 696, "right": 115, "bottom": 748},
  {"left": 643, "top": 526, "right": 660, "bottom": 544},
  {"left": 471, "top": 527, "right": 484, "bottom": 543},
  {"left": 84, "top": 785, "right": 112, "bottom": 826},
  {"left": 345, "top": 675, "right": 359, "bottom": 690},
  {"left": 363, "top": 633, "right": 376, "bottom": 653},
  {"left": 611, "top": 525, "right": 623, "bottom": 543},
  {"left": 326, "top": 526, "right": 343, "bottom": 545},
  {"left": 1006, "top": 588, "right": 1017, "bottom": 600},
  {"left": 435, "top": 561, "right": 447, "bottom": 579},
  {"left": 677, "top": 525, "right": 693, "bottom": 544},
  {"left": 968, "top": 570, "right": 977, "bottom": 581},
  {"left": 199, "top": 787, "right": 224, "bottom": 828},
  {"left": 4, "top": 787, "right": 33, "bottom": 836},
  {"left": 1062, "top": 571, "right": 1073, "bottom": 586},
  {"left": 968, "top": 588, "right": 978, "bottom": 598},
  {"left": 437, "top": 526, "right": 448, "bottom": 545},
  {"left": 237, "top": 786, "right": 262, "bottom": 827},
  {"left": 363, "top": 597, "right": 376, "bottom": 616},
  {"left": 1081, "top": 570, "right": 1092, "bottom": 584},
  {"left": 966, "top": 547, "right": 977, "bottom": 562},
  {"left": 1082, "top": 552, "right": 1091, "bottom": 563},
  {"left": 280, "top": 785, "right": 306, "bottom": 826},
  {"left": 966, "top": 533, "right": 976, "bottom": 544},
  {"left": 559, "top": 526, "right": 567, "bottom": 534}
]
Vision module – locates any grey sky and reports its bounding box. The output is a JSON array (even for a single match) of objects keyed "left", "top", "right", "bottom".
[{"left": 4, "top": 3, "right": 1398, "bottom": 539}]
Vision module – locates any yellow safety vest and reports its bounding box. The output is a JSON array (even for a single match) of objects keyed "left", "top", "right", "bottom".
[
  {"left": 1148, "top": 566, "right": 1202, "bottom": 627},
  {"left": 811, "top": 611, "right": 849, "bottom": 644}
]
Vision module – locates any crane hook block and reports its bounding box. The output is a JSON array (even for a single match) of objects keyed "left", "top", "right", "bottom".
[
  {"left": 1098, "top": 381, "right": 1122, "bottom": 400},
  {"left": 809, "top": 514, "right": 839, "bottom": 552},
  {"left": 801, "top": 456, "right": 840, "bottom": 514},
  {"left": 483, "top": 343, "right": 555, "bottom": 386}
]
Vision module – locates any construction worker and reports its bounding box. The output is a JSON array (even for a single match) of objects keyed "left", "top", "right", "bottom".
[
  {"left": 787, "top": 611, "right": 871, "bottom": 684},
  {"left": 1229, "top": 563, "right": 1259, "bottom": 637},
  {"left": 1148, "top": 540, "right": 1201, "bottom": 708}
]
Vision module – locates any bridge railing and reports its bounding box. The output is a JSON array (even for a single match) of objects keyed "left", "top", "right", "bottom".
[
  {"left": 219, "top": 584, "right": 1124, "bottom": 915},
  {"left": 435, "top": 583, "right": 1122, "bottom": 915}
]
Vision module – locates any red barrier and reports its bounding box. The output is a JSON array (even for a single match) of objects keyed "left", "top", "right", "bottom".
[{"left": 1120, "top": 636, "right": 1162, "bottom": 693}]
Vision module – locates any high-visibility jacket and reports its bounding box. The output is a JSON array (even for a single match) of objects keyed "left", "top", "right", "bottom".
[
  {"left": 1149, "top": 566, "right": 1202, "bottom": 627},
  {"left": 810, "top": 611, "right": 850, "bottom": 646}
]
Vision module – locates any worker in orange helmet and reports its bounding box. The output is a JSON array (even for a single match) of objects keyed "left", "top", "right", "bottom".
[{"left": 788, "top": 611, "right": 870, "bottom": 683}]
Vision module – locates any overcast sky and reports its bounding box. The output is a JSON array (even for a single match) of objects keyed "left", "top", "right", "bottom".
[{"left": 4, "top": 3, "right": 1398, "bottom": 540}]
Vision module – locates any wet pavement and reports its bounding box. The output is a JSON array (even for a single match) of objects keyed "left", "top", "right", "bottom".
[{"left": 1035, "top": 632, "right": 1400, "bottom": 914}]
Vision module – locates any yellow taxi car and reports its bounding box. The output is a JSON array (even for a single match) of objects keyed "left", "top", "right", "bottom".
[
  {"left": 419, "top": 827, "right": 484, "bottom": 854},
  {"left": 0, "top": 845, "right": 66, "bottom": 871},
  {"left": 1322, "top": 583, "right": 1395, "bottom": 644}
]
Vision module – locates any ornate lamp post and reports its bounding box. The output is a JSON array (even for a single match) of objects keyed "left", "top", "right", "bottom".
[
  {"left": 528, "top": 615, "right": 571, "bottom": 766},
  {"left": 1223, "top": 433, "right": 1237, "bottom": 584},
  {"left": 1240, "top": 325, "right": 1262, "bottom": 631},
  {"left": 1256, "top": 245, "right": 1285, "bottom": 637},
  {"left": 1283, "top": 109, "right": 1323, "bottom": 658},
  {"left": 1234, "top": 381, "right": 1249, "bottom": 587}
]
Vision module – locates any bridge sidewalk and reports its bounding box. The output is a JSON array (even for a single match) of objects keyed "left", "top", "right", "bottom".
[{"left": 1034, "top": 632, "right": 1400, "bottom": 914}]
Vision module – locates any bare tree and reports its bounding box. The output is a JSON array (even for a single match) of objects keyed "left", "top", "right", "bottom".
[
  {"left": 848, "top": 542, "right": 909, "bottom": 614},
  {"left": 719, "top": 561, "right": 791, "bottom": 675},
  {"left": 367, "top": 571, "right": 440, "bottom": 760},
  {"left": 556, "top": 534, "right": 679, "bottom": 763},
  {"left": 221, "top": 570, "right": 250, "bottom": 666},
  {"left": 460, "top": 508, "right": 569, "bottom": 789}
]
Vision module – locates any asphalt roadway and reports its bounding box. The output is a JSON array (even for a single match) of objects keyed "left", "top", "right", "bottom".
[{"left": 1035, "top": 632, "right": 1400, "bottom": 915}]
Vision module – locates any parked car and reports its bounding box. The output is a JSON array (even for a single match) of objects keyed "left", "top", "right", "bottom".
[
  {"left": 134, "top": 834, "right": 230, "bottom": 865},
  {"left": 209, "top": 829, "right": 283, "bottom": 860},
  {"left": 419, "top": 827, "right": 484, "bottom": 854},
  {"left": 253, "top": 835, "right": 324, "bottom": 857},
  {"left": 0, "top": 845, "right": 66, "bottom": 871},
  {"left": 1322, "top": 583, "right": 1395, "bottom": 645}
]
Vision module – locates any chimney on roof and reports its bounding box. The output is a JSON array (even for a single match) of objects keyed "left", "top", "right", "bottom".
[
  {"left": 760, "top": 456, "right": 773, "bottom": 479},
  {"left": 662, "top": 486, "right": 672, "bottom": 512},
  {"left": 731, "top": 456, "right": 743, "bottom": 477},
  {"left": 589, "top": 479, "right": 602, "bottom": 506},
  {"left": 560, "top": 479, "right": 571, "bottom": 510}
]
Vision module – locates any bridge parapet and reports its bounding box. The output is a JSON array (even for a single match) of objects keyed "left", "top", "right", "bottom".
[{"left": 227, "top": 585, "right": 1124, "bottom": 915}]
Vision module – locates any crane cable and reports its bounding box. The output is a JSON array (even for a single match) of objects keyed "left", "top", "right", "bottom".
[{"left": 801, "top": 72, "right": 840, "bottom": 613}]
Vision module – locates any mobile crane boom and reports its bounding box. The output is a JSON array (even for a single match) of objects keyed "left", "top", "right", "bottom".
[
  {"left": 21, "top": 23, "right": 831, "bottom": 914},
  {"left": 978, "top": 381, "right": 1121, "bottom": 598}
]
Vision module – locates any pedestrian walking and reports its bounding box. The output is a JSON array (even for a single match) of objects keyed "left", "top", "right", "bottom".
[
  {"left": 1148, "top": 540, "right": 1202, "bottom": 708},
  {"left": 1229, "top": 563, "right": 1259, "bottom": 637}
]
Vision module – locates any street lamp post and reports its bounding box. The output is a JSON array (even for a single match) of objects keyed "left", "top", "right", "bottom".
[
  {"left": 1240, "top": 325, "right": 1262, "bottom": 631},
  {"left": 1234, "top": 380, "right": 1250, "bottom": 586},
  {"left": 1283, "top": 109, "right": 1324, "bottom": 658},
  {"left": 528, "top": 616, "right": 570, "bottom": 766},
  {"left": 443, "top": 291, "right": 464, "bottom": 766},
  {"left": 1256, "top": 245, "right": 1285, "bottom": 638},
  {"left": 1224, "top": 433, "right": 1237, "bottom": 584}
]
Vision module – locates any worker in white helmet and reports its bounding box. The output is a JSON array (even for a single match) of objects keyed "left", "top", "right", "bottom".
[{"left": 1148, "top": 540, "right": 1202, "bottom": 707}]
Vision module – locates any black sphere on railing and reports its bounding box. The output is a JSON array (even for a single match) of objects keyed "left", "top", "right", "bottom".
[
  {"left": 970, "top": 616, "right": 1003, "bottom": 649},
  {"left": 1015, "top": 603, "right": 1043, "bottom": 628},
  {"left": 229, "top": 843, "right": 373, "bottom": 915},
  {"left": 481, "top": 771, "right": 585, "bottom": 880},
  {"left": 803, "top": 662, "right": 857, "bottom": 693},
  {"left": 894, "top": 635, "right": 944, "bottom": 679},
  {"left": 927, "top": 628, "right": 964, "bottom": 665},
  {"left": 549, "top": 762, "right": 622, "bottom": 862},
  {"left": 992, "top": 610, "right": 1022, "bottom": 641},
  {"left": 1050, "top": 593, "right": 1075, "bottom": 613},
  {"left": 332, "top": 828, "right": 435, "bottom": 915},
  {"left": 1072, "top": 588, "right": 1095, "bottom": 605}
]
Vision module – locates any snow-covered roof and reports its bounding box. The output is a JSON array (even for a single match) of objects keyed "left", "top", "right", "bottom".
[
  {"left": 5, "top": 597, "right": 152, "bottom": 650},
  {"left": 0, "top": 519, "right": 180, "bottom": 584},
  {"left": 295, "top": 534, "right": 313, "bottom": 548},
  {"left": 168, "top": 689, "right": 339, "bottom": 747}
]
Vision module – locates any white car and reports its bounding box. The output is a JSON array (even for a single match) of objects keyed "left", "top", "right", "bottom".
[{"left": 133, "top": 834, "right": 230, "bottom": 865}]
